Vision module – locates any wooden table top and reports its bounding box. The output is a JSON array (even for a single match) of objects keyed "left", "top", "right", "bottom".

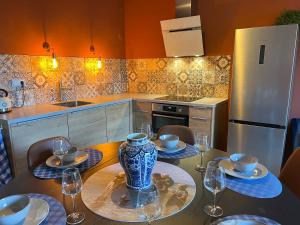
[{"left": 0, "top": 142, "right": 299, "bottom": 225}]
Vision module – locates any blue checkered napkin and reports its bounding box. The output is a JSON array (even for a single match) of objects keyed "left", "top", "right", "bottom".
[
  {"left": 27, "top": 193, "right": 66, "bottom": 225},
  {"left": 157, "top": 144, "right": 198, "bottom": 159},
  {"left": 33, "top": 149, "right": 103, "bottom": 179},
  {"left": 213, "top": 214, "right": 280, "bottom": 225},
  {"left": 225, "top": 172, "right": 282, "bottom": 198},
  {"left": 0, "top": 131, "right": 12, "bottom": 187}
]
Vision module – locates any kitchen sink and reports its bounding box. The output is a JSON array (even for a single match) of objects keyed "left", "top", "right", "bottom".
[{"left": 53, "top": 101, "right": 92, "bottom": 107}]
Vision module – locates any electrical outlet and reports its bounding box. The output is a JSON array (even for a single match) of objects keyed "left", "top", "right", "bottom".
[{"left": 9, "top": 79, "right": 25, "bottom": 90}]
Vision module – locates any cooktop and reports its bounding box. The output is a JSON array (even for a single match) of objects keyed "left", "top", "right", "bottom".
[{"left": 155, "top": 96, "right": 202, "bottom": 102}]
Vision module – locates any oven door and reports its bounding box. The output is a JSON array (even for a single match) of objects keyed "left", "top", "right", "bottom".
[{"left": 152, "top": 112, "right": 189, "bottom": 133}]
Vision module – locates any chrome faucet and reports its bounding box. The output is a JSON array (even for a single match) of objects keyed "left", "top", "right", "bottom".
[{"left": 59, "top": 81, "right": 73, "bottom": 101}]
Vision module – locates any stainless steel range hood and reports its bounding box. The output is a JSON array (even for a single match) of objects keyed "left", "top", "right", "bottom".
[{"left": 160, "top": 0, "right": 204, "bottom": 57}]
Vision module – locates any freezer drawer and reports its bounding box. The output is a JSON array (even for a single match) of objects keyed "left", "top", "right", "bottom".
[{"left": 227, "top": 122, "right": 286, "bottom": 175}]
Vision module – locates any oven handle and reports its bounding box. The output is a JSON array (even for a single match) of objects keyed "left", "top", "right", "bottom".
[{"left": 152, "top": 113, "right": 187, "bottom": 120}]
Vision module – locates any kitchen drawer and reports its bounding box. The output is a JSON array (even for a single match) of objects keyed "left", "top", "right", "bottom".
[
  {"left": 189, "top": 107, "right": 212, "bottom": 120},
  {"left": 68, "top": 107, "right": 107, "bottom": 148},
  {"left": 10, "top": 114, "right": 69, "bottom": 175},
  {"left": 106, "top": 102, "right": 130, "bottom": 142},
  {"left": 189, "top": 118, "right": 211, "bottom": 136},
  {"left": 133, "top": 101, "right": 151, "bottom": 113}
]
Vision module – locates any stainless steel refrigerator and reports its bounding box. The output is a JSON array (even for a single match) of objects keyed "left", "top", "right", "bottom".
[{"left": 228, "top": 24, "right": 299, "bottom": 175}]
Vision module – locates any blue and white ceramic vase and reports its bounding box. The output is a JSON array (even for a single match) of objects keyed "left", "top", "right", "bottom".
[{"left": 119, "top": 133, "right": 157, "bottom": 190}]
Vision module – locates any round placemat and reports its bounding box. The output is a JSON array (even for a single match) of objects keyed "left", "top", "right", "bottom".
[
  {"left": 212, "top": 214, "right": 280, "bottom": 225},
  {"left": 157, "top": 144, "right": 198, "bottom": 159},
  {"left": 82, "top": 161, "right": 196, "bottom": 222},
  {"left": 27, "top": 193, "right": 66, "bottom": 225},
  {"left": 33, "top": 149, "right": 103, "bottom": 179}
]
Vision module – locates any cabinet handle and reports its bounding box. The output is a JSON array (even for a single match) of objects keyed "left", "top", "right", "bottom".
[
  {"left": 191, "top": 116, "right": 209, "bottom": 121},
  {"left": 192, "top": 106, "right": 209, "bottom": 110}
]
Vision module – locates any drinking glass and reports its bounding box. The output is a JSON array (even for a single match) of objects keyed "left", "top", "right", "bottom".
[
  {"left": 137, "top": 186, "right": 162, "bottom": 225},
  {"left": 53, "top": 138, "right": 68, "bottom": 165},
  {"left": 62, "top": 168, "right": 85, "bottom": 224},
  {"left": 141, "top": 123, "right": 154, "bottom": 140},
  {"left": 203, "top": 161, "right": 226, "bottom": 217},
  {"left": 194, "top": 132, "right": 210, "bottom": 172}
]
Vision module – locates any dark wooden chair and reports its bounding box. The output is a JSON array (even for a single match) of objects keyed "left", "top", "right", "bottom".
[
  {"left": 27, "top": 136, "right": 71, "bottom": 170},
  {"left": 157, "top": 125, "right": 195, "bottom": 145},
  {"left": 279, "top": 148, "right": 300, "bottom": 199}
]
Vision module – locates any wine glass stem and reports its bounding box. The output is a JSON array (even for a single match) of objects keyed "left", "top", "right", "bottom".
[
  {"left": 200, "top": 152, "right": 204, "bottom": 168},
  {"left": 59, "top": 156, "right": 63, "bottom": 165},
  {"left": 71, "top": 194, "right": 77, "bottom": 213},
  {"left": 213, "top": 192, "right": 217, "bottom": 211}
]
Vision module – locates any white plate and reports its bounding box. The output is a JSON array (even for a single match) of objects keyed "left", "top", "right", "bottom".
[
  {"left": 215, "top": 219, "right": 266, "bottom": 225},
  {"left": 24, "top": 198, "right": 49, "bottom": 225},
  {"left": 219, "top": 159, "right": 268, "bottom": 180},
  {"left": 154, "top": 140, "right": 186, "bottom": 154},
  {"left": 46, "top": 151, "right": 89, "bottom": 169}
]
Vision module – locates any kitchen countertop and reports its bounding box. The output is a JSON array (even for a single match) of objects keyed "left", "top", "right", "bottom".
[{"left": 0, "top": 93, "right": 227, "bottom": 124}]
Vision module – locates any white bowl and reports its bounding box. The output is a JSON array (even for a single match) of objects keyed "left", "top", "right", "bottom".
[
  {"left": 63, "top": 147, "right": 78, "bottom": 163},
  {"left": 159, "top": 134, "right": 179, "bottom": 149},
  {"left": 0, "top": 195, "right": 30, "bottom": 225},
  {"left": 230, "top": 153, "right": 258, "bottom": 173}
]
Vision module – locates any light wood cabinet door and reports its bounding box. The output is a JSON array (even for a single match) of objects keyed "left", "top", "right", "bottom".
[
  {"left": 10, "top": 114, "right": 68, "bottom": 175},
  {"left": 106, "top": 102, "right": 130, "bottom": 142},
  {"left": 132, "top": 101, "right": 152, "bottom": 132},
  {"left": 68, "top": 107, "right": 107, "bottom": 148},
  {"left": 189, "top": 107, "right": 212, "bottom": 141}
]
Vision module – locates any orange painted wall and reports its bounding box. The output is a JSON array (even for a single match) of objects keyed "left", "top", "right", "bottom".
[
  {"left": 124, "top": 0, "right": 300, "bottom": 57},
  {"left": 0, "top": 0, "right": 125, "bottom": 58},
  {"left": 124, "top": 0, "right": 175, "bottom": 59},
  {"left": 124, "top": 0, "right": 300, "bottom": 118}
]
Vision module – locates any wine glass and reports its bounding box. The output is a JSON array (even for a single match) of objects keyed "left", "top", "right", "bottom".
[
  {"left": 194, "top": 132, "right": 210, "bottom": 172},
  {"left": 137, "top": 186, "right": 162, "bottom": 225},
  {"left": 141, "top": 123, "right": 154, "bottom": 140},
  {"left": 53, "top": 138, "right": 68, "bottom": 166},
  {"left": 62, "top": 168, "right": 85, "bottom": 224},
  {"left": 203, "top": 161, "right": 226, "bottom": 217}
]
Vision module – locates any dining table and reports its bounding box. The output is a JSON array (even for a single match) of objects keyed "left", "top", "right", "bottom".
[{"left": 0, "top": 141, "right": 299, "bottom": 225}]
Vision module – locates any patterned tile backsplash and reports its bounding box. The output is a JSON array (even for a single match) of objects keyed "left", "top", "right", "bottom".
[
  {"left": 0, "top": 54, "right": 230, "bottom": 106},
  {"left": 127, "top": 56, "right": 231, "bottom": 98}
]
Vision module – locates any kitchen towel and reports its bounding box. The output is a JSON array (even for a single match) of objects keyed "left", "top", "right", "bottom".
[
  {"left": 157, "top": 144, "right": 198, "bottom": 159},
  {"left": 0, "top": 128, "right": 12, "bottom": 187},
  {"left": 33, "top": 149, "right": 103, "bottom": 179},
  {"left": 27, "top": 193, "right": 66, "bottom": 225}
]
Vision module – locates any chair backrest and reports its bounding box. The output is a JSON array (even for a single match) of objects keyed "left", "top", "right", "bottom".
[
  {"left": 279, "top": 148, "right": 300, "bottom": 199},
  {"left": 291, "top": 119, "right": 300, "bottom": 151},
  {"left": 157, "top": 125, "right": 195, "bottom": 145},
  {"left": 27, "top": 136, "right": 71, "bottom": 170}
]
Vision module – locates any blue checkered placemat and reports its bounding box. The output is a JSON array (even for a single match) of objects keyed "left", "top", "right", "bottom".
[
  {"left": 33, "top": 149, "right": 103, "bottom": 179},
  {"left": 226, "top": 172, "right": 282, "bottom": 198},
  {"left": 157, "top": 144, "right": 198, "bottom": 159},
  {"left": 27, "top": 193, "right": 66, "bottom": 225},
  {"left": 214, "top": 157, "right": 282, "bottom": 198},
  {"left": 212, "top": 214, "right": 280, "bottom": 225}
]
